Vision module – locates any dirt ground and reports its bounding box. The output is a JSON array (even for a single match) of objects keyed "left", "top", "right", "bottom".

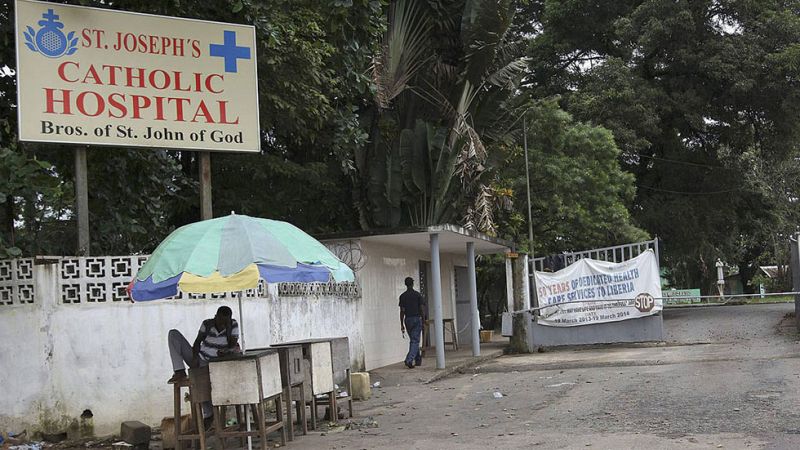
[
  {"left": 293, "top": 303, "right": 800, "bottom": 450},
  {"left": 18, "top": 304, "right": 798, "bottom": 450}
]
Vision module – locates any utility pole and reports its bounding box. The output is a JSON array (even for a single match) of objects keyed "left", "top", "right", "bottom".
[
  {"left": 523, "top": 117, "right": 539, "bottom": 310},
  {"left": 523, "top": 117, "right": 534, "bottom": 251}
]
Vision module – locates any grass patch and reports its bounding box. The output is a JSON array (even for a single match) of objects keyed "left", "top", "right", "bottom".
[{"left": 740, "top": 295, "right": 795, "bottom": 304}]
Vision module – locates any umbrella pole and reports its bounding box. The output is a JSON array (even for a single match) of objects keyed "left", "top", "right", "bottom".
[
  {"left": 238, "top": 291, "right": 246, "bottom": 352},
  {"left": 246, "top": 406, "right": 253, "bottom": 450},
  {"left": 237, "top": 291, "right": 253, "bottom": 450}
]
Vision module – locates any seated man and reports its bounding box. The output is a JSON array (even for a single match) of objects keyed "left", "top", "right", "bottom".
[
  {"left": 167, "top": 305, "right": 241, "bottom": 383},
  {"left": 167, "top": 306, "right": 241, "bottom": 427}
]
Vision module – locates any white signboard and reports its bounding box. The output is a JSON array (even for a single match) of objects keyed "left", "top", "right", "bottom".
[
  {"left": 15, "top": 0, "right": 260, "bottom": 152},
  {"left": 534, "top": 250, "right": 662, "bottom": 327}
]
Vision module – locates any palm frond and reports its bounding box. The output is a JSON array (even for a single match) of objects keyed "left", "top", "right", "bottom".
[
  {"left": 462, "top": 184, "right": 514, "bottom": 235},
  {"left": 372, "top": 0, "right": 432, "bottom": 109},
  {"left": 462, "top": 206, "right": 476, "bottom": 231},
  {"left": 462, "top": 184, "right": 496, "bottom": 235},
  {"left": 485, "top": 57, "right": 529, "bottom": 89},
  {"left": 460, "top": 0, "right": 515, "bottom": 85}
]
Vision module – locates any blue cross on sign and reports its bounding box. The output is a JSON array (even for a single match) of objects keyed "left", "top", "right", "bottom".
[
  {"left": 41, "top": 9, "right": 60, "bottom": 22},
  {"left": 209, "top": 30, "right": 251, "bottom": 73}
]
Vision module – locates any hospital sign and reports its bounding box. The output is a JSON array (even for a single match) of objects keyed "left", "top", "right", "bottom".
[{"left": 15, "top": 0, "right": 260, "bottom": 152}]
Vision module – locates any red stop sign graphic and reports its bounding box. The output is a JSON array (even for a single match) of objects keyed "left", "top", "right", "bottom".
[{"left": 634, "top": 293, "right": 655, "bottom": 312}]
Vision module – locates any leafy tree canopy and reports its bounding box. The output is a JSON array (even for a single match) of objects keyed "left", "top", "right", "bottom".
[
  {"left": 492, "top": 97, "right": 649, "bottom": 254},
  {"left": 522, "top": 0, "right": 800, "bottom": 292},
  {"left": 0, "top": 0, "right": 382, "bottom": 255},
  {"left": 2, "top": 0, "right": 796, "bottom": 301}
]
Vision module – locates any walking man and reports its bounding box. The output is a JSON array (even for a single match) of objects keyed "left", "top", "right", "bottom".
[{"left": 399, "top": 277, "right": 425, "bottom": 369}]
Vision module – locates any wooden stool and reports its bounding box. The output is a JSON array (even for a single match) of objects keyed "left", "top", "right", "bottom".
[
  {"left": 213, "top": 394, "right": 285, "bottom": 450},
  {"left": 423, "top": 318, "right": 458, "bottom": 353},
  {"left": 172, "top": 366, "right": 211, "bottom": 450},
  {"left": 338, "top": 369, "right": 354, "bottom": 419},
  {"left": 214, "top": 405, "right": 245, "bottom": 449}
]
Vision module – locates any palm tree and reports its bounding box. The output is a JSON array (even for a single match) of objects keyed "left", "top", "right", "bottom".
[{"left": 353, "top": 0, "right": 526, "bottom": 232}]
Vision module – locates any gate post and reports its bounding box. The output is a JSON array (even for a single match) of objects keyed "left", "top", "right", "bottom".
[{"left": 791, "top": 233, "right": 800, "bottom": 331}]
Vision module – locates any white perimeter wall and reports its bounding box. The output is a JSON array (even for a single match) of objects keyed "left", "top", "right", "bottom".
[
  {"left": 0, "top": 261, "right": 363, "bottom": 436},
  {"left": 355, "top": 240, "right": 466, "bottom": 370}
]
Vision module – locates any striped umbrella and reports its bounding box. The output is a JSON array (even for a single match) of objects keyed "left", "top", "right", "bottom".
[{"left": 128, "top": 213, "right": 354, "bottom": 348}]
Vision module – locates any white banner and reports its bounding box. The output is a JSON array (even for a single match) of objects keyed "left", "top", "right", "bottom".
[
  {"left": 15, "top": 0, "right": 260, "bottom": 152},
  {"left": 534, "top": 250, "right": 662, "bottom": 327}
]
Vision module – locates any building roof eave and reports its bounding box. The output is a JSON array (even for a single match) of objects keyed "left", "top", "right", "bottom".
[{"left": 316, "top": 224, "right": 517, "bottom": 255}]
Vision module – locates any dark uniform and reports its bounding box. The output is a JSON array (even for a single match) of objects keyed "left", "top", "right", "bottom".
[{"left": 399, "top": 289, "right": 425, "bottom": 366}]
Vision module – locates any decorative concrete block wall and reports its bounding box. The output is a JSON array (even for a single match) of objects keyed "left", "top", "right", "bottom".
[{"left": 0, "top": 257, "right": 362, "bottom": 436}]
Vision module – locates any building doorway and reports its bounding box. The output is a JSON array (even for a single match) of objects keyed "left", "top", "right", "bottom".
[{"left": 454, "top": 266, "right": 472, "bottom": 345}]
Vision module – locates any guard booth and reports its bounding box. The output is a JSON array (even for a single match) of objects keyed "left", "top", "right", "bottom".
[
  {"left": 512, "top": 238, "right": 665, "bottom": 348},
  {"left": 320, "top": 224, "right": 515, "bottom": 370}
]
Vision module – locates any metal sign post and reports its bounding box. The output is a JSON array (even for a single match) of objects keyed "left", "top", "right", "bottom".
[
  {"left": 199, "top": 152, "right": 213, "bottom": 220},
  {"left": 74, "top": 147, "right": 89, "bottom": 255}
]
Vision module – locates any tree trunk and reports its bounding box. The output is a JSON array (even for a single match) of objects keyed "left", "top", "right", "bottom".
[
  {"left": 351, "top": 108, "right": 382, "bottom": 230},
  {"left": 509, "top": 254, "right": 531, "bottom": 353}
]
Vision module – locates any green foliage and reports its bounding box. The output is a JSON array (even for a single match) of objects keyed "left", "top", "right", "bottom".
[
  {"left": 398, "top": 120, "right": 459, "bottom": 226},
  {"left": 0, "top": 141, "right": 70, "bottom": 257},
  {"left": 0, "top": 1, "right": 71, "bottom": 256},
  {"left": 475, "top": 253, "right": 508, "bottom": 329},
  {"left": 1, "top": 0, "right": 796, "bottom": 283},
  {"left": 84, "top": 149, "right": 197, "bottom": 254},
  {"left": 524, "top": 0, "right": 800, "bottom": 292},
  {"left": 0, "top": 0, "right": 382, "bottom": 256},
  {"left": 212, "top": 152, "right": 356, "bottom": 233},
  {"left": 493, "top": 98, "right": 649, "bottom": 254},
  {"left": 358, "top": 0, "right": 527, "bottom": 231}
]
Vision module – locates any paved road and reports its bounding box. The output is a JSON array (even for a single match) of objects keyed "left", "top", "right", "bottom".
[
  {"left": 663, "top": 303, "right": 795, "bottom": 345},
  {"left": 295, "top": 303, "right": 800, "bottom": 450}
]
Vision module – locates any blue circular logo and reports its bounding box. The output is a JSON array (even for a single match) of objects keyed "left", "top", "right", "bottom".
[{"left": 23, "top": 9, "right": 78, "bottom": 59}]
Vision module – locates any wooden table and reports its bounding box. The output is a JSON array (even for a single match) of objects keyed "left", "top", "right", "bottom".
[
  {"left": 209, "top": 349, "right": 286, "bottom": 449},
  {"left": 263, "top": 345, "right": 307, "bottom": 441},
  {"left": 171, "top": 366, "right": 212, "bottom": 450},
  {"left": 272, "top": 339, "right": 336, "bottom": 428},
  {"left": 312, "top": 337, "right": 353, "bottom": 419}
]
